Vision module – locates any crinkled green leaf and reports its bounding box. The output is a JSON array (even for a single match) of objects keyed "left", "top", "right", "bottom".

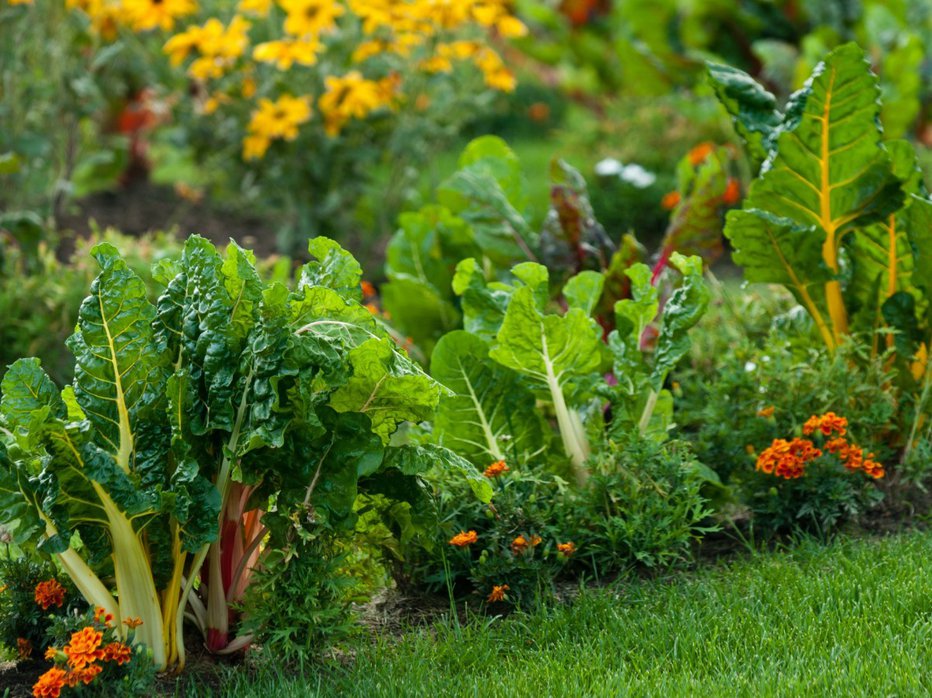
[
  {"left": 0, "top": 358, "right": 66, "bottom": 430},
  {"left": 651, "top": 254, "right": 710, "bottom": 390},
  {"left": 67, "top": 243, "right": 170, "bottom": 468},
  {"left": 490, "top": 285, "right": 606, "bottom": 398},
  {"left": 330, "top": 338, "right": 443, "bottom": 443},
  {"left": 381, "top": 443, "right": 492, "bottom": 503},
  {"left": 452, "top": 258, "right": 511, "bottom": 341},
  {"left": 297, "top": 237, "right": 363, "bottom": 300}
]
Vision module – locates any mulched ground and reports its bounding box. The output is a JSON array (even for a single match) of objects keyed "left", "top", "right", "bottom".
[{"left": 57, "top": 181, "right": 280, "bottom": 261}]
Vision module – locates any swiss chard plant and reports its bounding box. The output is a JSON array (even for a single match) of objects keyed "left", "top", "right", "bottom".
[
  {"left": 381, "top": 135, "right": 731, "bottom": 363},
  {"left": 430, "top": 253, "right": 710, "bottom": 486},
  {"left": 709, "top": 43, "right": 932, "bottom": 376},
  {"left": 0, "top": 236, "right": 483, "bottom": 671}
]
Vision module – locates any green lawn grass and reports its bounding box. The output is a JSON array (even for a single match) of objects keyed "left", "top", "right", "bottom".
[{"left": 189, "top": 531, "right": 932, "bottom": 697}]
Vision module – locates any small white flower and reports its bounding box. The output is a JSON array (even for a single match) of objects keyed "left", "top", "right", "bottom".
[
  {"left": 744, "top": 361, "right": 757, "bottom": 372},
  {"left": 620, "top": 164, "right": 656, "bottom": 188},
  {"left": 594, "top": 157, "right": 624, "bottom": 176}
]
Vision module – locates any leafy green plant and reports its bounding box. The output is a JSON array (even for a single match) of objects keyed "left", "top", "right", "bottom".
[
  {"left": 709, "top": 43, "right": 932, "bottom": 368},
  {"left": 0, "top": 235, "right": 482, "bottom": 670},
  {"left": 574, "top": 437, "right": 715, "bottom": 572}
]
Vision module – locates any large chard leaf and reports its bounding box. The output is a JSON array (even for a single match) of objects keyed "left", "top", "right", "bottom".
[
  {"left": 379, "top": 443, "right": 493, "bottom": 504},
  {"left": 430, "top": 331, "right": 546, "bottom": 467},
  {"left": 846, "top": 141, "right": 927, "bottom": 331},
  {"left": 489, "top": 284, "right": 606, "bottom": 480},
  {"left": 725, "top": 43, "right": 904, "bottom": 347},
  {"left": 539, "top": 159, "right": 615, "bottom": 280},
  {"left": 67, "top": 243, "right": 170, "bottom": 470},
  {"left": 438, "top": 137, "right": 537, "bottom": 266},
  {"left": 329, "top": 338, "right": 445, "bottom": 443}
]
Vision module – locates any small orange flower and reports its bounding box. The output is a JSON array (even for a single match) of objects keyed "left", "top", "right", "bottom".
[
  {"left": 44, "top": 647, "right": 60, "bottom": 662},
  {"left": 557, "top": 541, "right": 576, "bottom": 556},
  {"left": 365, "top": 302, "right": 379, "bottom": 316},
  {"left": 35, "top": 579, "right": 65, "bottom": 610},
  {"left": 449, "top": 530, "right": 478, "bottom": 547},
  {"left": 803, "top": 412, "right": 848, "bottom": 437},
  {"left": 688, "top": 141, "right": 715, "bottom": 166},
  {"left": 33, "top": 666, "right": 67, "bottom": 698},
  {"left": 102, "top": 642, "right": 132, "bottom": 665},
  {"left": 17, "top": 637, "right": 32, "bottom": 659},
  {"left": 63, "top": 627, "right": 104, "bottom": 670},
  {"left": 661, "top": 191, "right": 681, "bottom": 210},
  {"left": 93, "top": 606, "right": 113, "bottom": 626},
  {"left": 487, "top": 584, "right": 509, "bottom": 603},
  {"left": 722, "top": 177, "right": 741, "bottom": 205},
  {"left": 483, "top": 460, "right": 509, "bottom": 478},
  {"left": 123, "top": 617, "right": 144, "bottom": 629},
  {"left": 755, "top": 438, "right": 821, "bottom": 479},
  {"left": 757, "top": 405, "right": 774, "bottom": 418},
  {"left": 527, "top": 102, "right": 550, "bottom": 122},
  {"left": 360, "top": 280, "right": 377, "bottom": 298},
  {"left": 511, "top": 534, "right": 541, "bottom": 555},
  {"left": 69, "top": 663, "right": 102, "bottom": 686}
]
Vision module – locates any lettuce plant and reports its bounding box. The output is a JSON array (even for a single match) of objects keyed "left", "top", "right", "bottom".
[{"left": 0, "top": 236, "right": 477, "bottom": 670}]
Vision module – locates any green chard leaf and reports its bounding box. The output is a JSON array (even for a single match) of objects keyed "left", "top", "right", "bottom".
[
  {"left": 706, "top": 61, "right": 782, "bottom": 165},
  {"left": 298, "top": 237, "right": 364, "bottom": 300},
  {"left": 430, "top": 331, "right": 546, "bottom": 467},
  {"left": 329, "top": 338, "right": 445, "bottom": 443}
]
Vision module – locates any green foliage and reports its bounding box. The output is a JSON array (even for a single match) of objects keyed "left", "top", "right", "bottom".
[
  {"left": 712, "top": 43, "right": 932, "bottom": 369},
  {"left": 575, "top": 438, "right": 715, "bottom": 572},
  {"left": 240, "top": 536, "right": 358, "bottom": 664},
  {"left": 0, "top": 234, "right": 475, "bottom": 668}
]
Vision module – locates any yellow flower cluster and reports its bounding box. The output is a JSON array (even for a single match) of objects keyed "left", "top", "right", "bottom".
[
  {"left": 68, "top": 0, "right": 526, "bottom": 158},
  {"left": 243, "top": 94, "right": 312, "bottom": 159},
  {"left": 69, "top": 0, "right": 198, "bottom": 34},
  {"left": 164, "top": 16, "right": 251, "bottom": 80}
]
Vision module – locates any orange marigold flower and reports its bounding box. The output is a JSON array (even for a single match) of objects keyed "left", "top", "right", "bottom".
[
  {"left": 661, "top": 191, "right": 680, "bottom": 210},
  {"left": 102, "top": 642, "right": 132, "bottom": 665},
  {"left": 862, "top": 458, "right": 885, "bottom": 479},
  {"left": 70, "top": 663, "right": 102, "bottom": 686},
  {"left": 93, "top": 606, "right": 113, "bottom": 626},
  {"left": 688, "top": 141, "right": 715, "bottom": 166},
  {"left": 803, "top": 412, "right": 848, "bottom": 437},
  {"left": 44, "top": 647, "right": 60, "bottom": 662},
  {"left": 365, "top": 302, "right": 379, "bottom": 316},
  {"left": 360, "top": 280, "right": 377, "bottom": 298},
  {"left": 33, "top": 666, "right": 67, "bottom": 698},
  {"left": 722, "top": 177, "right": 741, "bottom": 205},
  {"left": 17, "top": 637, "right": 32, "bottom": 659},
  {"left": 557, "top": 541, "right": 576, "bottom": 556},
  {"left": 487, "top": 584, "right": 510, "bottom": 603},
  {"left": 755, "top": 438, "right": 821, "bottom": 479},
  {"left": 511, "top": 534, "right": 541, "bottom": 554},
  {"left": 63, "top": 627, "right": 104, "bottom": 670},
  {"left": 483, "top": 460, "right": 509, "bottom": 478},
  {"left": 123, "top": 617, "right": 144, "bottom": 629},
  {"left": 35, "top": 579, "right": 65, "bottom": 610},
  {"left": 757, "top": 405, "right": 774, "bottom": 418},
  {"left": 449, "top": 530, "right": 478, "bottom": 547}
]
